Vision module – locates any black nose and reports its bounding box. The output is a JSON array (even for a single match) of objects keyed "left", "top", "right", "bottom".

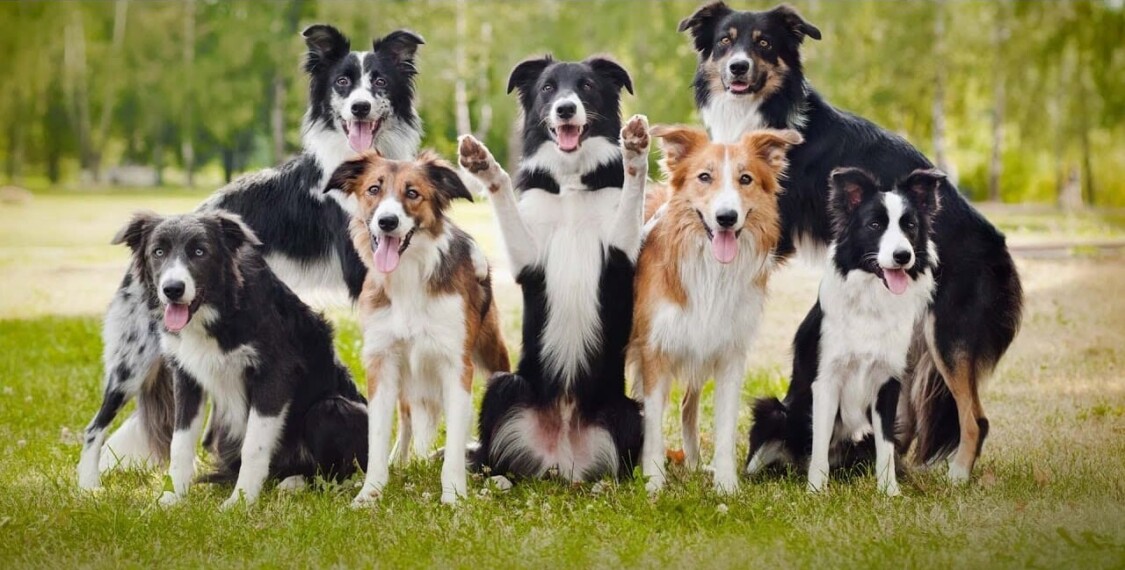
[
  {"left": 555, "top": 102, "right": 576, "bottom": 120},
  {"left": 729, "top": 60, "right": 750, "bottom": 76},
  {"left": 893, "top": 250, "right": 913, "bottom": 265},
  {"left": 377, "top": 215, "right": 399, "bottom": 232},
  {"left": 351, "top": 101, "right": 371, "bottom": 118},
  {"left": 163, "top": 281, "right": 185, "bottom": 301},
  {"left": 715, "top": 209, "right": 738, "bottom": 229}
]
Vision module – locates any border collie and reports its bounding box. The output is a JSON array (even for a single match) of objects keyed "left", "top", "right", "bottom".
[
  {"left": 746, "top": 168, "right": 943, "bottom": 496},
  {"left": 630, "top": 125, "right": 802, "bottom": 494},
  {"left": 77, "top": 25, "right": 424, "bottom": 490},
  {"left": 111, "top": 211, "right": 368, "bottom": 509},
  {"left": 457, "top": 55, "right": 646, "bottom": 481},
  {"left": 326, "top": 150, "right": 510, "bottom": 505},
  {"left": 680, "top": 2, "right": 1022, "bottom": 482}
]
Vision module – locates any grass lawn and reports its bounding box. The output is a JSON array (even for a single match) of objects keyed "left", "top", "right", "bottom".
[{"left": 1, "top": 189, "right": 1124, "bottom": 568}]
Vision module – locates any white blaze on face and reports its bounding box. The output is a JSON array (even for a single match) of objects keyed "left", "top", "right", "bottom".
[
  {"left": 158, "top": 258, "right": 196, "bottom": 305},
  {"left": 877, "top": 192, "right": 914, "bottom": 269},
  {"left": 336, "top": 51, "right": 382, "bottom": 154},
  {"left": 724, "top": 50, "right": 753, "bottom": 93},
  {"left": 707, "top": 148, "right": 744, "bottom": 264},
  {"left": 369, "top": 195, "right": 413, "bottom": 274},
  {"left": 550, "top": 92, "right": 587, "bottom": 153}
]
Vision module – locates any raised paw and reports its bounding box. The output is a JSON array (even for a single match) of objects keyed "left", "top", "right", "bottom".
[
  {"left": 457, "top": 135, "right": 505, "bottom": 190},
  {"left": 621, "top": 114, "right": 650, "bottom": 164}
]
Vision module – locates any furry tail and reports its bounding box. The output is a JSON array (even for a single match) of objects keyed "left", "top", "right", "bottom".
[
  {"left": 474, "top": 294, "right": 511, "bottom": 377},
  {"left": 909, "top": 349, "right": 962, "bottom": 465},
  {"left": 749, "top": 397, "right": 789, "bottom": 447}
]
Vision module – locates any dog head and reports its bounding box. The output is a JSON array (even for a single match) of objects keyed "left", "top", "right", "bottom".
[
  {"left": 679, "top": 3, "right": 819, "bottom": 101},
  {"left": 303, "top": 25, "right": 424, "bottom": 155},
  {"left": 327, "top": 150, "right": 472, "bottom": 274},
  {"left": 653, "top": 125, "right": 802, "bottom": 263},
  {"left": 113, "top": 211, "right": 261, "bottom": 333},
  {"left": 507, "top": 55, "right": 633, "bottom": 158},
  {"left": 828, "top": 168, "right": 944, "bottom": 294}
]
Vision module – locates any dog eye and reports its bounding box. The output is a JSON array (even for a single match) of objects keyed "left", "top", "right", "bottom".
[
  {"left": 719, "top": 37, "right": 731, "bottom": 46},
  {"left": 335, "top": 76, "right": 350, "bottom": 87},
  {"left": 194, "top": 248, "right": 205, "bottom": 257},
  {"left": 374, "top": 77, "right": 387, "bottom": 88},
  {"left": 581, "top": 80, "right": 594, "bottom": 91},
  {"left": 759, "top": 39, "right": 771, "bottom": 49},
  {"left": 405, "top": 188, "right": 421, "bottom": 200},
  {"left": 541, "top": 83, "right": 554, "bottom": 93},
  {"left": 868, "top": 221, "right": 882, "bottom": 230},
  {"left": 698, "top": 172, "right": 712, "bottom": 183},
  {"left": 904, "top": 221, "right": 917, "bottom": 230},
  {"left": 154, "top": 248, "right": 164, "bottom": 257},
  {"left": 739, "top": 174, "right": 753, "bottom": 185},
  {"left": 367, "top": 185, "right": 381, "bottom": 196}
]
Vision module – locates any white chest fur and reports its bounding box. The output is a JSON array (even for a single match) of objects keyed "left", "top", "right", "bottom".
[
  {"left": 161, "top": 307, "right": 256, "bottom": 440},
  {"left": 519, "top": 188, "right": 623, "bottom": 385},
  {"left": 702, "top": 93, "right": 767, "bottom": 144}
]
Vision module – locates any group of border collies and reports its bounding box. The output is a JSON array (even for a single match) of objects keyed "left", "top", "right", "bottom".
[{"left": 77, "top": 3, "right": 1021, "bottom": 508}]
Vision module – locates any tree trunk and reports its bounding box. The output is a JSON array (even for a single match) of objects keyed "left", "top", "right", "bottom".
[
  {"left": 454, "top": 0, "right": 472, "bottom": 135},
  {"left": 91, "top": 0, "right": 129, "bottom": 183},
  {"left": 65, "top": 7, "right": 95, "bottom": 184},
  {"left": 181, "top": 0, "right": 196, "bottom": 187},
  {"left": 5, "top": 95, "right": 22, "bottom": 182},
  {"left": 271, "top": 76, "right": 286, "bottom": 164},
  {"left": 222, "top": 147, "right": 235, "bottom": 184},
  {"left": 988, "top": 3, "right": 1007, "bottom": 203},
  {"left": 930, "top": 0, "right": 949, "bottom": 176},
  {"left": 473, "top": 22, "right": 493, "bottom": 140}
]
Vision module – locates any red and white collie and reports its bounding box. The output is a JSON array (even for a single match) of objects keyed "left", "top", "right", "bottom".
[
  {"left": 629, "top": 125, "right": 802, "bottom": 493},
  {"left": 326, "top": 151, "right": 510, "bottom": 505}
]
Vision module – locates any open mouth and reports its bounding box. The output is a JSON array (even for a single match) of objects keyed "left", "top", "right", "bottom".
[
  {"left": 696, "top": 210, "right": 740, "bottom": 264},
  {"left": 728, "top": 79, "right": 752, "bottom": 94},
  {"left": 873, "top": 266, "right": 910, "bottom": 295},
  {"left": 371, "top": 228, "right": 415, "bottom": 273},
  {"left": 341, "top": 118, "right": 383, "bottom": 154},
  {"left": 163, "top": 294, "right": 202, "bottom": 333},
  {"left": 550, "top": 124, "right": 586, "bottom": 153}
]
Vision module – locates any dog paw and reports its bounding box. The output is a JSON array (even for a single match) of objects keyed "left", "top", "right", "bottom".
[
  {"left": 881, "top": 482, "right": 902, "bottom": 497},
  {"left": 351, "top": 486, "right": 382, "bottom": 508},
  {"left": 620, "top": 114, "right": 650, "bottom": 166},
  {"left": 157, "top": 491, "right": 182, "bottom": 507},
  {"left": 713, "top": 475, "right": 739, "bottom": 496},
  {"left": 276, "top": 475, "right": 306, "bottom": 493},
  {"left": 807, "top": 470, "right": 828, "bottom": 494},
  {"left": 440, "top": 491, "right": 462, "bottom": 505},
  {"left": 457, "top": 135, "right": 505, "bottom": 191},
  {"left": 644, "top": 473, "right": 666, "bottom": 495},
  {"left": 77, "top": 474, "right": 102, "bottom": 491},
  {"left": 948, "top": 462, "right": 971, "bottom": 485}
]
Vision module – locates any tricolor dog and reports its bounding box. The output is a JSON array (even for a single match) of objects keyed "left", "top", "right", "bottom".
[
  {"left": 629, "top": 125, "right": 802, "bottom": 494},
  {"left": 327, "top": 151, "right": 510, "bottom": 505},
  {"left": 112, "top": 211, "right": 368, "bottom": 509}
]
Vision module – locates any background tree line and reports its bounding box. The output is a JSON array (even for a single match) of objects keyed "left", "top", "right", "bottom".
[{"left": 1, "top": 0, "right": 1122, "bottom": 205}]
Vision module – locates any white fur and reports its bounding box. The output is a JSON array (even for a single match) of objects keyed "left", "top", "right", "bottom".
[
  {"left": 877, "top": 193, "right": 914, "bottom": 268},
  {"left": 158, "top": 259, "right": 196, "bottom": 304},
  {"left": 222, "top": 406, "right": 288, "bottom": 509},
  {"left": 702, "top": 93, "right": 767, "bottom": 144},
  {"left": 263, "top": 251, "right": 349, "bottom": 302},
  {"left": 520, "top": 137, "right": 621, "bottom": 191},
  {"left": 549, "top": 93, "right": 587, "bottom": 130},
  {"left": 490, "top": 403, "right": 619, "bottom": 481},
  {"left": 372, "top": 196, "right": 412, "bottom": 238},
  {"left": 161, "top": 401, "right": 205, "bottom": 505},
  {"left": 353, "top": 228, "right": 473, "bottom": 506}
]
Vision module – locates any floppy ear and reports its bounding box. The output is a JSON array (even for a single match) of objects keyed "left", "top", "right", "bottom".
[
  {"left": 373, "top": 30, "right": 425, "bottom": 75},
  {"left": 773, "top": 4, "right": 822, "bottom": 42},
  {"left": 325, "top": 155, "right": 372, "bottom": 195},
  {"left": 899, "top": 168, "right": 945, "bottom": 218},
  {"left": 507, "top": 55, "right": 553, "bottom": 105},
  {"left": 213, "top": 212, "right": 262, "bottom": 252},
  {"left": 742, "top": 129, "right": 804, "bottom": 179},
  {"left": 586, "top": 56, "right": 634, "bottom": 95},
  {"left": 302, "top": 24, "right": 351, "bottom": 74},
  {"left": 651, "top": 125, "right": 710, "bottom": 171},
  {"left": 420, "top": 151, "right": 474, "bottom": 206},
  {"left": 111, "top": 210, "right": 162, "bottom": 251},
  {"left": 829, "top": 168, "right": 879, "bottom": 217},
  {"left": 678, "top": 2, "right": 732, "bottom": 55}
]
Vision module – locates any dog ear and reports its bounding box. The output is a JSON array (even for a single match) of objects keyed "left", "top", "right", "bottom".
[
  {"left": 586, "top": 56, "right": 634, "bottom": 95},
  {"left": 678, "top": 2, "right": 732, "bottom": 55},
  {"left": 829, "top": 168, "right": 878, "bottom": 217},
  {"left": 742, "top": 129, "right": 804, "bottom": 182},
  {"left": 303, "top": 25, "right": 351, "bottom": 74},
  {"left": 507, "top": 55, "right": 554, "bottom": 104},
  {"left": 213, "top": 212, "right": 262, "bottom": 252},
  {"left": 651, "top": 125, "right": 710, "bottom": 173},
  {"left": 111, "top": 210, "right": 162, "bottom": 251},
  {"left": 373, "top": 30, "right": 425, "bottom": 75},
  {"left": 325, "top": 155, "right": 372, "bottom": 195},
  {"left": 773, "top": 4, "right": 822, "bottom": 42},
  {"left": 899, "top": 168, "right": 945, "bottom": 218},
  {"left": 420, "top": 151, "right": 474, "bottom": 206}
]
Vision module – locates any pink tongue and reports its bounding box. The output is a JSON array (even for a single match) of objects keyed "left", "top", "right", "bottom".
[
  {"left": 730, "top": 82, "right": 750, "bottom": 93},
  {"left": 556, "top": 126, "right": 581, "bottom": 152},
  {"left": 347, "top": 121, "right": 374, "bottom": 154},
  {"left": 374, "top": 235, "right": 402, "bottom": 273},
  {"left": 164, "top": 303, "right": 190, "bottom": 332},
  {"left": 711, "top": 230, "right": 739, "bottom": 264},
  {"left": 884, "top": 269, "right": 909, "bottom": 295}
]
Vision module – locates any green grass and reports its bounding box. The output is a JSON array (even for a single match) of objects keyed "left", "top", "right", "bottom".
[{"left": 2, "top": 190, "right": 1125, "bottom": 568}]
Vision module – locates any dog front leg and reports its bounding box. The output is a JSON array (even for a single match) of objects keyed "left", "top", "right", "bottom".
[
  {"left": 458, "top": 135, "right": 538, "bottom": 274},
  {"left": 440, "top": 356, "right": 474, "bottom": 504},
  {"left": 221, "top": 405, "right": 288, "bottom": 510},
  {"left": 354, "top": 354, "right": 400, "bottom": 506},
  {"left": 808, "top": 379, "right": 839, "bottom": 494},
  {"left": 159, "top": 367, "right": 205, "bottom": 506},
  {"left": 610, "top": 115, "right": 650, "bottom": 259},
  {"left": 873, "top": 379, "right": 903, "bottom": 496},
  {"left": 711, "top": 360, "right": 745, "bottom": 494}
]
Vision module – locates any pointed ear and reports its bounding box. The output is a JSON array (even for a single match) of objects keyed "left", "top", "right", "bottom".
[
  {"left": 899, "top": 168, "right": 945, "bottom": 218},
  {"left": 586, "top": 56, "right": 633, "bottom": 95},
  {"left": 213, "top": 213, "right": 262, "bottom": 252},
  {"left": 421, "top": 151, "right": 474, "bottom": 206},
  {"left": 678, "top": 2, "right": 732, "bottom": 55},
  {"left": 742, "top": 129, "right": 803, "bottom": 179},
  {"left": 773, "top": 4, "right": 822, "bottom": 42},
  {"left": 302, "top": 25, "right": 350, "bottom": 74},
  {"left": 829, "top": 168, "right": 879, "bottom": 217},
  {"left": 651, "top": 125, "right": 710, "bottom": 170},
  {"left": 325, "top": 155, "right": 372, "bottom": 195},
  {"left": 507, "top": 55, "right": 553, "bottom": 105},
  {"left": 373, "top": 30, "right": 425, "bottom": 74},
  {"left": 111, "top": 210, "right": 162, "bottom": 251}
]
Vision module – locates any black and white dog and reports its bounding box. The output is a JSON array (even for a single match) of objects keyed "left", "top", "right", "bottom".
[
  {"left": 112, "top": 211, "right": 367, "bottom": 509},
  {"left": 457, "top": 55, "right": 647, "bottom": 481},
  {"left": 679, "top": 2, "right": 1022, "bottom": 482},
  {"left": 77, "top": 24, "right": 424, "bottom": 489},
  {"left": 747, "top": 168, "right": 943, "bottom": 496}
]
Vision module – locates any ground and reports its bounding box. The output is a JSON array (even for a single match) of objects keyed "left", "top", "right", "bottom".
[{"left": 1, "top": 189, "right": 1123, "bottom": 568}]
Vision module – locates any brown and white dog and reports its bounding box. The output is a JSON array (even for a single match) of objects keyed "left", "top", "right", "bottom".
[
  {"left": 629, "top": 125, "right": 802, "bottom": 494},
  {"left": 325, "top": 150, "right": 510, "bottom": 505}
]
